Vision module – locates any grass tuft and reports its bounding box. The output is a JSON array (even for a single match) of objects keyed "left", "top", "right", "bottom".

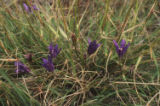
[{"left": 0, "top": 0, "right": 160, "bottom": 105}]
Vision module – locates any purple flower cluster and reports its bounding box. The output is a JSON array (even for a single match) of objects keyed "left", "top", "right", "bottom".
[
  {"left": 87, "top": 38, "right": 101, "bottom": 55},
  {"left": 23, "top": 3, "right": 38, "bottom": 13},
  {"left": 49, "top": 44, "right": 61, "bottom": 58},
  {"left": 42, "top": 56, "right": 54, "bottom": 72},
  {"left": 42, "top": 43, "right": 61, "bottom": 72},
  {"left": 113, "top": 40, "right": 130, "bottom": 57},
  {"left": 14, "top": 61, "right": 30, "bottom": 74},
  {"left": 14, "top": 38, "right": 130, "bottom": 74}
]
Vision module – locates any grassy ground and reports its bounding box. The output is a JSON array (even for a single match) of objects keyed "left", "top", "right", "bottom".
[{"left": 0, "top": 0, "right": 160, "bottom": 105}]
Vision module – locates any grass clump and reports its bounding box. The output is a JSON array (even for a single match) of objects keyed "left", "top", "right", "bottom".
[{"left": 0, "top": 0, "right": 160, "bottom": 105}]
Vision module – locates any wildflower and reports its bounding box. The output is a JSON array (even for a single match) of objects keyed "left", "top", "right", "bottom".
[
  {"left": 23, "top": 3, "right": 30, "bottom": 12},
  {"left": 32, "top": 5, "right": 38, "bottom": 10},
  {"left": 23, "top": 3, "right": 38, "bottom": 13},
  {"left": 113, "top": 39, "right": 130, "bottom": 57},
  {"left": 42, "top": 56, "right": 54, "bottom": 72},
  {"left": 14, "top": 61, "right": 30, "bottom": 74},
  {"left": 87, "top": 38, "right": 100, "bottom": 55},
  {"left": 49, "top": 43, "right": 61, "bottom": 58}
]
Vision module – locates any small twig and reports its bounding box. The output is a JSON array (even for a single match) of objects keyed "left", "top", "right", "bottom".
[
  {"left": 146, "top": 91, "right": 160, "bottom": 106},
  {"left": 110, "top": 81, "right": 160, "bottom": 86}
]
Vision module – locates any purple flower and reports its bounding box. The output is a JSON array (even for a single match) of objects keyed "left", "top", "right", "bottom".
[
  {"left": 87, "top": 38, "right": 100, "bottom": 55},
  {"left": 49, "top": 43, "right": 61, "bottom": 58},
  {"left": 14, "top": 61, "right": 30, "bottom": 74},
  {"left": 113, "top": 39, "right": 130, "bottom": 57},
  {"left": 23, "top": 3, "right": 38, "bottom": 13},
  {"left": 32, "top": 5, "right": 39, "bottom": 10},
  {"left": 42, "top": 56, "right": 54, "bottom": 72},
  {"left": 23, "top": 3, "right": 31, "bottom": 12}
]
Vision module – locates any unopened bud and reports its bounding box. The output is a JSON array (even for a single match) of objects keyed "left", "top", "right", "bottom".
[
  {"left": 71, "top": 33, "right": 77, "bottom": 45},
  {"left": 24, "top": 53, "right": 32, "bottom": 62}
]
